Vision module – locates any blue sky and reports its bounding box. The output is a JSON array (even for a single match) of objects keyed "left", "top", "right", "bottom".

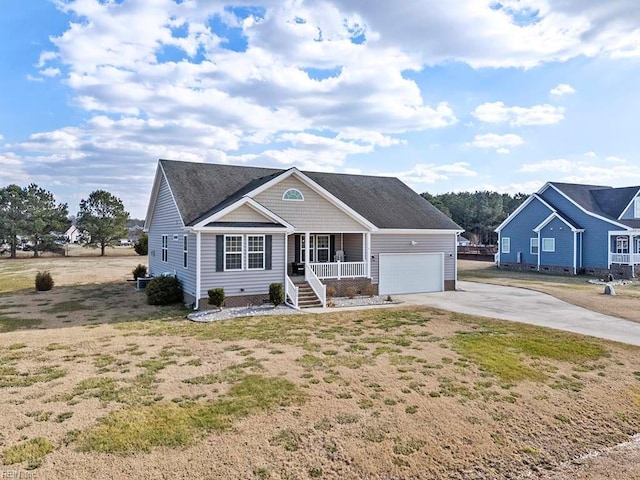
[{"left": 2, "top": 0, "right": 640, "bottom": 219}]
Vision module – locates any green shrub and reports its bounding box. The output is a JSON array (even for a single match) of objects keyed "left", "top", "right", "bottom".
[
  {"left": 132, "top": 264, "right": 148, "bottom": 280},
  {"left": 134, "top": 235, "right": 148, "bottom": 256},
  {"left": 35, "top": 271, "right": 54, "bottom": 291},
  {"left": 146, "top": 276, "right": 182, "bottom": 305},
  {"left": 269, "top": 283, "right": 284, "bottom": 306},
  {"left": 208, "top": 288, "right": 225, "bottom": 307}
]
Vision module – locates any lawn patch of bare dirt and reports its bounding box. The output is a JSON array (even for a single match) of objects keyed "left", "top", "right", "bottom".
[
  {"left": 0, "top": 257, "right": 639, "bottom": 479},
  {"left": 459, "top": 260, "right": 640, "bottom": 323}
]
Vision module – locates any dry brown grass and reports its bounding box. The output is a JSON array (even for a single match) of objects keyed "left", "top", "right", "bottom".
[
  {"left": 459, "top": 260, "right": 640, "bottom": 323},
  {"left": 0, "top": 257, "right": 639, "bottom": 479}
]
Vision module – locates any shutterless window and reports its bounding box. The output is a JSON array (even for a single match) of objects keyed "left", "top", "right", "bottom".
[
  {"left": 616, "top": 236, "right": 629, "bottom": 254},
  {"left": 542, "top": 238, "right": 555, "bottom": 252},
  {"left": 161, "top": 235, "right": 168, "bottom": 262},
  {"left": 530, "top": 238, "right": 538, "bottom": 255},
  {"left": 183, "top": 235, "right": 188, "bottom": 268},
  {"left": 283, "top": 188, "right": 304, "bottom": 201},
  {"left": 501, "top": 237, "right": 510, "bottom": 254},
  {"left": 316, "top": 235, "right": 330, "bottom": 263},
  {"left": 224, "top": 235, "right": 243, "bottom": 271},
  {"left": 247, "top": 235, "right": 265, "bottom": 270}
]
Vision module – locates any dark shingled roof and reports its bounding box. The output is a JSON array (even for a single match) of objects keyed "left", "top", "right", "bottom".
[
  {"left": 549, "top": 182, "right": 640, "bottom": 222},
  {"left": 159, "top": 159, "right": 462, "bottom": 230}
]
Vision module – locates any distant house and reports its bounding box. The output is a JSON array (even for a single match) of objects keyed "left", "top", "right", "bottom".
[
  {"left": 457, "top": 236, "right": 471, "bottom": 247},
  {"left": 65, "top": 225, "right": 82, "bottom": 244},
  {"left": 144, "top": 159, "right": 463, "bottom": 309},
  {"left": 496, "top": 182, "right": 640, "bottom": 278}
]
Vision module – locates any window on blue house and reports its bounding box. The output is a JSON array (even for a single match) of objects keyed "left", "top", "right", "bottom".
[
  {"left": 501, "top": 237, "right": 510, "bottom": 254},
  {"left": 530, "top": 238, "right": 538, "bottom": 255},
  {"left": 616, "top": 236, "right": 629, "bottom": 254},
  {"left": 542, "top": 238, "right": 555, "bottom": 252}
]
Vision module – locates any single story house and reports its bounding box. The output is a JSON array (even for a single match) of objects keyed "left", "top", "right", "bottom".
[
  {"left": 495, "top": 182, "right": 640, "bottom": 278},
  {"left": 144, "top": 159, "right": 463, "bottom": 308},
  {"left": 64, "top": 225, "right": 82, "bottom": 244}
]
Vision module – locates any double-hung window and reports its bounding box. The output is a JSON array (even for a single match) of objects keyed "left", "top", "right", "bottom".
[
  {"left": 224, "top": 235, "right": 243, "bottom": 270},
  {"left": 501, "top": 237, "right": 510, "bottom": 254},
  {"left": 161, "top": 235, "right": 168, "bottom": 262},
  {"left": 530, "top": 238, "right": 538, "bottom": 255},
  {"left": 542, "top": 238, "right": 555, "bottom": 252},
  {"left": 316, "top": 235, "right": 330, "bottom": 262},
  {"left": 247, "top": 235, "right": 265, "bottom": 270}
]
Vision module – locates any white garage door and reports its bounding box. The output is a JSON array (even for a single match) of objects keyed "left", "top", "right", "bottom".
[{"left": 378, "top": 253, "right": 444, "bottom": 295}]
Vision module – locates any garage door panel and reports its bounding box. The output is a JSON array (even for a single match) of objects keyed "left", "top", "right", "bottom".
[{"left": 378, "top": 253, "right": 443, "bottom": 295}]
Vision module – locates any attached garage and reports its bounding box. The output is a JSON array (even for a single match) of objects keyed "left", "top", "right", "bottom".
[{"left": 378, "top": 253, "right": 444, "bottom": 295}]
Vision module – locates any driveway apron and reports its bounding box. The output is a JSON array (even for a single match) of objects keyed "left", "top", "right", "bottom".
[{"left": 396, "top": 280, "right": 640, "bottom": 347}]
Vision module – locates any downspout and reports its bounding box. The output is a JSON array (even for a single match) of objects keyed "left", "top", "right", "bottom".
[
  {"left": 194, "top": 231, "right": 201, "bottom": 310},
  {"left": 454, "top": 233, "right": 459, "bottom": 289},
  {"left": 572, "top": 231, "right": 577, "bottom": 275},
  {"left": 537, "top": 231, "right": 541, "bottom": 271}
]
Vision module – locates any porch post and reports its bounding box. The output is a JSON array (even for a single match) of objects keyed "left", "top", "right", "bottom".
[
  {"left": 608, "top": 232, "right": 612, "bottom": 269},
  {"left": 365, "top": 232, "right": 371, "bottom": 278},
  {"left": 305, "top": 231, "right": 310, "bottom": 281}
]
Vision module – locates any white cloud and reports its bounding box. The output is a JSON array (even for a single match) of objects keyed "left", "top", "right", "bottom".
[
  {"left": 584, "top": 151, "right": 597, "bottom": 158},
  {"left": 550, "top": 83, "right": 576, "bottom": 96},
  {"left": 469, "top": 133, "right": 524, "bottom": 152},
  {"left": 472, "top": 102, "right": 565, "bottom": 126},
  {"left": 40, "top": 68, "right": 61, "bottom": 77},
  {"left": 519, "top": 155, "right": 640, "bottom": 185},
  {"left": 605, "top": 155, "right": 627, "bottom": 163},
  {"left": 519, "top": 158, "right": 577, "bottom": 173},
  {"left": 478, "top": 181, "right": 545, "bottom": 195},
  {"left": 390, "top": 162, "right": 478, "bottom": 188}
]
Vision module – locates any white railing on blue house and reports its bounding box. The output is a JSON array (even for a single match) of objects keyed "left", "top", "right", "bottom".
[
  {"left": 308, "top": 261, "right": 367, "bottom": 280},
  {"left": 610, "top": 253, "right": 640, "bottom": 265}
]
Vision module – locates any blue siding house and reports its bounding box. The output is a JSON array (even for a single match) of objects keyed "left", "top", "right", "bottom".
[{"left": 496, "top": 182, "right": 640, "bottom": 277}]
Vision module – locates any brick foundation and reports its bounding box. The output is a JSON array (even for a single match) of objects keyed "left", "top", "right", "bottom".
[
  {"left": 498, "top": 263, "right": 635, "bottom": 279},
  {"left": 444, "top": 280, "right": 456, "bottom": 291},
  {"left": 322, "top": 278, "right": 377, "bottom": 297},
  {"left": 195, "top": 293, "right": 271, "bottom": 310}
]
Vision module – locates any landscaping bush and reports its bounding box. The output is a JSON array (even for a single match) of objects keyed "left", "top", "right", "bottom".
[
  {"left": 363, "top": 283, "right": 377, "bottom": 297},
  {"left": 269, "top": 283, "right": 284, "bottom": 306},
  {"left": 132, "top": 264, "right": 147, "bottom": 280},
  {"left": 146, "top": 275, "right": 182, "bottom": 305},
  {"left": 35, "top": 271, "right": 54, "bottom": 291},
  {"left": 325, "top": 286, "right": 337, "bottom": 298},
  {"left": 134, "top": 235, "right": 148, "bottom": 256},
  {"left": 345, "top": 286, "right": 358, "bottom": 299},
  {"left": 208, "top": 288, "right": 225, "bottom": 307}
]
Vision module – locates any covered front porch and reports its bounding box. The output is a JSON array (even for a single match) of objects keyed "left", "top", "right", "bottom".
[
  {"left": 608, "top": 230, "right": 640, "bottom": 267},
  {"left": 285, "top": 232, "right": 372, "bottom": 308}
]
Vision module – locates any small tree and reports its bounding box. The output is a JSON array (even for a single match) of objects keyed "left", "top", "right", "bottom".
[
  {"left": 134, "top": 234, "right": 148, "bottom": 256},
  {"left": 76, "top": 190, "right": 129, "bottom": 256},
  {"left": 23, "top": 184, "right": 69, "bottom": 257}
]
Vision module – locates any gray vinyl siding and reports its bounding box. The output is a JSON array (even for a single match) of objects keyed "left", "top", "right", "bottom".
[
  {"left": 254, "top": 176, "right": 365, "bottom": 231},
  {"left": 538, "top": 217, "right": 575, "bottom": 268},
  {"left": 343, "top": 233, "right": 364, "bottom": 261},
  {"left": 199, "top": 232, "right": 285, "bottom": 298},
  {"left": 370, "top": 233, "right": 456, "bottom": 283},
  {"left": 148, "top": 175, "right": 196, "bottom": 296},
  {"left": 219, "top": 204, "right": 271, "bottom": 223}
]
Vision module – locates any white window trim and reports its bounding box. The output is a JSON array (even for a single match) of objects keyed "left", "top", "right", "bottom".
[
  {"left": 530, "top": 238, "right": 538, "bottom": 255},
  {"left": 635, "top": 198, "right": 640, "bottom": 218},
  {"left": 224, "top": 234, "right": 243, "bottom": 271},
  {"left": 316, "top": 234, "right": 330, "bottom": 263},
  {"left": 161, "top": 234, "right": 168, "bottom": 263},
  {"left": 246, "top": 235, "right": 265, "bottom": 270},
  {"left": 183, "top": 235, "right": 188, "bottom": 269},
  {"left": 542, "top": 237, "right": 555, "bottom": 252},
  {"left": 282, "top": 188, "right": 304, "bottom": 201},
  {"left": 616, "top": 236, "right": 629, "bottom": 254},
  {"left": 300, "top": 235, "right": 315, "bottom": 263},
  {"left": 501, "top": 237, "right": 510, "bottom": 254}
]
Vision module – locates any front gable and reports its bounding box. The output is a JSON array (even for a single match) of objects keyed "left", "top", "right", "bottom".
[
  {"left": 217, "top": 203, "right": 278, "bottom": 224},
  {"left": 619, "top": 190, "right": 640, "bottom": 220},
  {"left": 253, "top": 174, "right": 371, "bottom": 231}
]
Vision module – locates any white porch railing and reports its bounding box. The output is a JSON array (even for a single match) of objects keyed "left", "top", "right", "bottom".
[
  {"left": 308, "top": 261, "right": 367, "bottom": 280},
  {"left": 610, "top": 253, "right": 640, "bottom": 264},
  {"left": 285, "top": 275, "right": 299, "bottom": 309},
  {"left": 305, "top": 263, "right": 326, "bottom": 308}
]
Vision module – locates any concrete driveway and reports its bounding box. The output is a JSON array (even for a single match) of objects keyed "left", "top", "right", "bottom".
[{"left": 396, "top": 281, "right": 640, "bottom": 347}]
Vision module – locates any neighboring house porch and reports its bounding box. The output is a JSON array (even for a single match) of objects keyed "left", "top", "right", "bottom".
[{"left": 609, "top": 231, "right": 640, "bottom": 267}]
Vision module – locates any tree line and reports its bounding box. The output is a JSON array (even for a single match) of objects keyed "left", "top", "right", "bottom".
[
  {"left": 0, "top": 184, "right": 130, "bottom": 258},
  {"left": 421, "top": 191, "right": 528, "bottom": 245}
]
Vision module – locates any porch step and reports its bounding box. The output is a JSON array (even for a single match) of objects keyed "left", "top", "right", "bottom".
[{"left": 294, "top": 282, "right": 323, "bottom": 308}]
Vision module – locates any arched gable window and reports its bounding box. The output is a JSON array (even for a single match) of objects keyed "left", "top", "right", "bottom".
[{"left": 282, "top": 188, "right": 304, "bottom": 201}]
